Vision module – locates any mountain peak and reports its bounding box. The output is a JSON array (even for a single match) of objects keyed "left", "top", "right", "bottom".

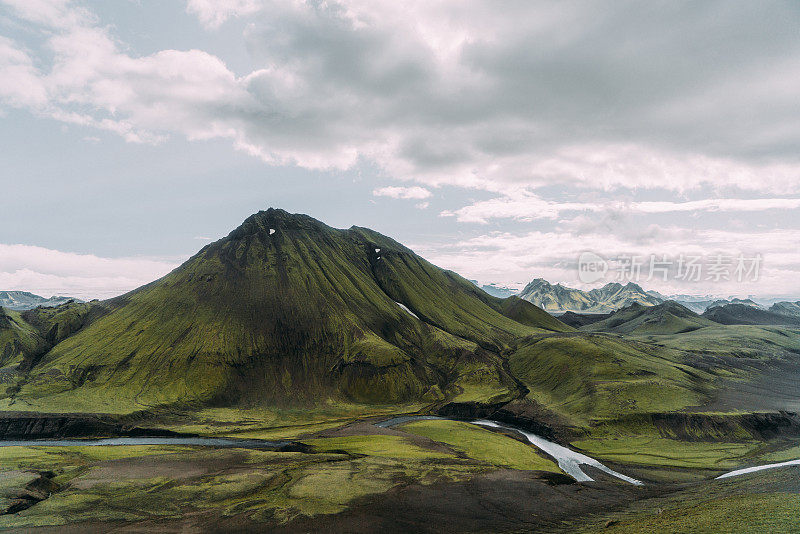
[{"left": 228, "top": 208, "right": 330, "bottom": 240}]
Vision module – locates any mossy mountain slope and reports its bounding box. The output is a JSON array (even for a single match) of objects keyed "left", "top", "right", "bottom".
[
  {"left": 0, "top": 301, "right": 108, "bottom": 371},
  {"left": 10, "top": 209, "right": 568, "bottom": 413},
  {"left": 0, "top": 307, "right": 45, "bottom": 369}
]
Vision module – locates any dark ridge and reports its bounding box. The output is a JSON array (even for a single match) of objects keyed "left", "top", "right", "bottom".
[
  {"left": 559, "top": 311, "right": 611, "bottom": 328},
  {"left": 703, "top": 303, "right": 800, "bottom": 326},
  {"left": 0, "top": 413, "right": 189, "bottom": 440}
]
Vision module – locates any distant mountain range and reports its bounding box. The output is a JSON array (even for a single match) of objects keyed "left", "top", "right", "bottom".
[
  {"left": 468, "top": 281, "right": 519, "bottom": 298},
  {"left": 506, "top": 278, "right": 798, "bottom": 315},
  {"left": 770, "top": 300, "right": 800, "bottom": 318},
  {"left": 518, "top": 279, "right": 661, "bottom": 313},
  {"left": 0, "top": 291, "right": 82, "bottom": 311},
  {"left": 565, "top": 299, "right": 800, "bottom": 334}
]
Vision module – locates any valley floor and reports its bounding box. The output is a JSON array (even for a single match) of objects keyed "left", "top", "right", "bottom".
[{"left": 0, "top": 412, "right": 798, "bottom": 533}]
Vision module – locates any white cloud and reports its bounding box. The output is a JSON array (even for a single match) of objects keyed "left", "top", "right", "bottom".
[
  {"left": 1, "top": 0, "right": 799, "bottom": 196},
  {"left": 419, "top": 227, "right": 800, "bottom": 297},
  {"left": 0, "top": 37, "right": 48, "bottom": 107},
  {"left": 373, "top": 186, "right": 432, "bottom": 200},
  {"left": 1, "top": 0, "right": 799, "bottom": 299},
  {"left": 0, "top": 244, "right": 182, "bottom": 300},
  {"left": 186, "top": 0, "right": 262, "bottom": 29},
  {"left": 443, "top": 192, "right": 800, "bottom": 223}
]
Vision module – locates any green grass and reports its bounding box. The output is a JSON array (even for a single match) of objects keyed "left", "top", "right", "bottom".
[
  {"left": 585, "top": 493, "right": 800, "bottom": 533},
  {"left": 571, "top": 436, "right": 759, "bottom": 470},
  {"left": 509, "top": 334, "right": 711, "bottom": 424},
  {"left": 156, "top": 404, "right": 424, "bottom": 438},
  {"left": 401, "top": 419, "right": 561, "bottom": 472},
  {"left": 636, "top": 324, "right": 800, "bottom": 359},
  {"left": 574, "top": 468, "right": 800, "bottom": 533},
  {"left": 0, "top": 438, "right": 488, "bottom": 529}
]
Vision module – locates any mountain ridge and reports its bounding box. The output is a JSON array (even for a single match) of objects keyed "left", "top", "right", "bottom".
[
  {"left": 0, "top": 291, "right": 83, "bottom": 311},
  {"left": 702, "top": 303, "right": 800, "bottom": 326},
  {"left": 518, "top": 278, "right": 662, "bottom": 313}
]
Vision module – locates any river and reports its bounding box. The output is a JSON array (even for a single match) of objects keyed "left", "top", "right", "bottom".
[{"left": 0, "top": 437, "right": 290, "bottom": 448}]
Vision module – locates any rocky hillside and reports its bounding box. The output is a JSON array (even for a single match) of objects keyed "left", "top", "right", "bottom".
[
  {"left": 0, "top": 291, "right": 82, "bottom": 311},
  {"left": 518, "top": 279, "right": 662, "bottom": 313}
]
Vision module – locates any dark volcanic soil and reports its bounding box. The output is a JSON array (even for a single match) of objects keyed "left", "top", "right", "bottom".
[
  {"left": 262, "top": 469, "right": 658, "bottom": 534},
  {"left": 702, "top": 358, "right": 800, "bottom": 413}
]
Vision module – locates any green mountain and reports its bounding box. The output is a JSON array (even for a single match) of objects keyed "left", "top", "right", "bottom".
[
  {"left": 580, "top": 301, "right": 716, "bottom": 335},
  {"left": 4, "top": 209, "right": 569, "bottom": 413}
]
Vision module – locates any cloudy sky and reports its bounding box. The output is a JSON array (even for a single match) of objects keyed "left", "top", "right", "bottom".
[{"left": 1, "top": 0, "right": 799, "bottom": 299}]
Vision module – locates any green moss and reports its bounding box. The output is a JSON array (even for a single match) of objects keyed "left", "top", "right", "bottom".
[
  {"left": 580, "top": 492, "right": 800, "bottom": 533},
  {"left": 761, "top": 444, "right": 800, "bottom": 463},
  {"left": 509, "top": 334, "right": 712, "bottom": 424},
  {"left": 401, "top": 420, "right": 561, "bottom": 472},
  {"left": 571, "top": 436, "right": 759, "bottom": 470}
]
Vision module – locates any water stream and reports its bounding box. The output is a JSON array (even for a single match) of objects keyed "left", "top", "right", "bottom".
[
  {"left": 2, "top": 420, "right": 794, "bottom": 483},
  {"left": 0, "top": 437, "right": 290, "bottom": 448}
]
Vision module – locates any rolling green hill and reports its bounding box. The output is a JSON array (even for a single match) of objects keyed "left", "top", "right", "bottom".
[
  {"left": 580, "top": 301, "right": 716, "bottom": 335},
  {"left": 2, "top": 209, "right": 569, "bottom": 414},
  {"left": 508, "top": 334, "right": 713, "bottom": 425}
]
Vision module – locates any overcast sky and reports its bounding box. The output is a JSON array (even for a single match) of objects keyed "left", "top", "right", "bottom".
[{"left": 2, "top": 0, "right": 799, "bottom": 299}]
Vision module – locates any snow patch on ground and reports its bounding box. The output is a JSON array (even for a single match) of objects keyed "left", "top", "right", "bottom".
[
  {"left": 716, "top": 459, "right": 800, "bottom": 479},
  {"left": 396, "top": 302, "right": 419, "bottom": 319}
]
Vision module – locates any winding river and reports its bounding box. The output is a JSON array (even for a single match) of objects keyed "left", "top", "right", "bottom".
[
  {"left": 1, "top": 419, "right": 795, "bottom": 483},
  {"left": 0, "top": 437, "right": 291, "bottom": 448}
]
